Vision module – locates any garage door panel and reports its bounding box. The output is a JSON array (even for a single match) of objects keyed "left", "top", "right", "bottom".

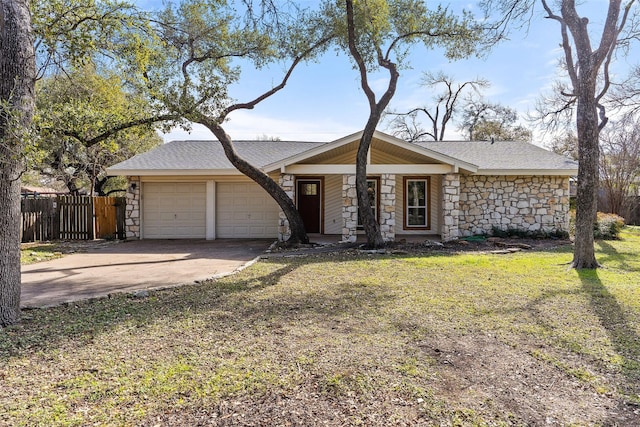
[
  {"left": 143, "top": 182, "right": 206, "bottom": 239},
  {"left": 216, "top": 183, "right": 279, "bottom": 238}
]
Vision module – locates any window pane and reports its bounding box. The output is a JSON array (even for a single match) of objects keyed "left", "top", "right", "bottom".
[
  {"left": 408, "top": 207, "right": 426, "bottom": 226},
  {"left": 407, "top": 181, "right": 426, "bottom": 207},
  {"left": 301, "top": 183, "right": 317, "bottom": 196}
]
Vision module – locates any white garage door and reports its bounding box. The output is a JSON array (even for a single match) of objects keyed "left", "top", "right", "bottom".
[
  {"left": 143, "top": 182, "right": 206, "bottom": 238},
  {"left": 216, "top": 182, "right": 279, "bottom": 238}
]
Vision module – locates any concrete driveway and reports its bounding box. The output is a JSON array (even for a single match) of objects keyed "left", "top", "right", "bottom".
[{"left": 21, "top": 239, "right": 273, "bottom": 308}]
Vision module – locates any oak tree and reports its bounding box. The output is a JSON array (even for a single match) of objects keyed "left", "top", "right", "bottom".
[
  {"left": 1, "top": 0, "right": 166, "bottom": 325},
  {"left": 133, "top": 0, "right": 333, "bottom": 245},
  {"left": 486, "top": 0, "right": 639, "bottom": 268},
  {"left": 35, "top": 67, "right": 162, "bottom": 195},
  {"left": 333, "top": 0, "right": 485, "bottom": 247},
  {"left": 459, "top": 99, "right": 532, "bottom": 142},
  {"left": 0, "top": 0, "right": 36, "bottom": 325}
]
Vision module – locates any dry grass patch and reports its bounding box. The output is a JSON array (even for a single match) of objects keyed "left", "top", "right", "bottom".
[{"left": 3, "top": 228, "right": 640, "bottom": 426}]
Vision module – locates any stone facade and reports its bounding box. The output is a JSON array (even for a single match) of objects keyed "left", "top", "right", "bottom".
[
  {"left": 122, "top": 173, "right": 571, "bottom": 242},
  {"left": 379, "top": 174, "right": 396, "bottom": 241},
  {"left": 341, "top": 174, "right": 358, "bottom": 242},
  {"left": 341, "top": 174, "right": 396, "bottom": 242},
  {"left": 125, "top": 176, "right": 141, "bottom": 239},
  {"left": 278, "top": 173, "right": 295, "bottom": 241},
  {"left": 441, "top": 173, "right": 460, "bottom": 241},
  {"left": 458, "top": 175, "right": 571, "bottom": 236}
]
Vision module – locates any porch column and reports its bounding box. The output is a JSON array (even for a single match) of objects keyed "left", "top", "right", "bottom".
[
  {"left": 380, "top": 173, "right": 396, "bottom": 242},
  {"left": 278, "top": 173, "right": 295, "bottom": 242},
  {"left": 125, "top": 176, "right": 141, "bottom": 239},
  {"left": 342, "top": 174, "right": 358, "bottom": 242},
  {"left": 441, "top": 173, "right": 460, "bottom": 242}
]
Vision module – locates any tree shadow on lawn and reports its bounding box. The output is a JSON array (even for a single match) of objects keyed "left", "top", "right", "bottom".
[
  {"left": 578, "top": 268, "right": 640, "bottom": 419},
  {"left": 596, "top": 240, "right": 640, "bottom": 272},
  {"left": 2, "top": 256, "right": 397, "bottom": 360},
  {"left": 5, "top": 245, "right": 577, "bottom": 361}
]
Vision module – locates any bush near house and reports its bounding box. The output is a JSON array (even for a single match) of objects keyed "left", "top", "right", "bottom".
[
  {"left": 569, "top": 210, "right": 626, "bottom": 240},
  {"left": 594, "top": 212, "right": 626, "bottom": 239}
]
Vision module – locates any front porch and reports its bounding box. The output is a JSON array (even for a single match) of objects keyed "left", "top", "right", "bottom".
[{"left": 277, "top": 172, "right": 461, "bottom": 244}]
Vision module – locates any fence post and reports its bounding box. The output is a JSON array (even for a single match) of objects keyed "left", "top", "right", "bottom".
[{"left": 88, "top": 196, "right": 95, "bottom": 240}]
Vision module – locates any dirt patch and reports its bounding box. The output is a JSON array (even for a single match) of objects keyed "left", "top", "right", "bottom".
[
  {"left": 419, "top": 333, "right": 639, "bottom": 426},
  {"left": 147, "top": 333, "right": 640, "bottom": 426},
  {"left": 153, "top": 391, "right": 423, "bottom": 427}
]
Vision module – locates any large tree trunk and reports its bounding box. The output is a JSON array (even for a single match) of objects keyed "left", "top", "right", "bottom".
[
  {"left": 0, "top": 0, "right": 35, "bottom": 326},
  {"left": 200, "top": 119, "right": 309, "bottom": 245},
  {"left": 572, "top": 87, "right": 600, "bottom": 268},
  {"left": 548, "top": 0, "right": 628, "bottom": 269},
  {"left": 356, "top": 117, "right": 384, "bottom": 249},
  {"left": 345, "top": 0, "right": 399, "bottom": 249}
]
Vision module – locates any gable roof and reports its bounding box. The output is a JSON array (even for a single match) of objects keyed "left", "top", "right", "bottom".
[
  {"left": 107, "top": 131, "right": 578, "bottom": 176},
  {"left": 260, "top": 130, "right": 480, "bottom": 173}
]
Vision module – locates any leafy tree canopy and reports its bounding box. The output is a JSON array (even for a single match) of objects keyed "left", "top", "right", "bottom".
[
  {"left": 32, "top": 0, "right": 151, "bottom": 77},
  {"left": 34, "top": 67, "right": 162, "bottom": 194}
]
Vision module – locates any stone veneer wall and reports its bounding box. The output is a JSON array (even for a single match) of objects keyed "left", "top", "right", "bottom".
[
  {"left": 342, "top": 174, "right": 396, "bottom": 242},
  {"left": 125, "top": 176, "right": 141, "bottom": 239},
  {"left": 458, "top": 175, "right": 571, "bottom": 237},
  {"left": 441, "top": 173, "right": 460, "bottom": 241},
  {"left": 342, "top": 175, "right": 358, "bottom": 242},
  {"left": 379, "top": 174, "right": 396, "bottom": 241},
  {"left": 278, "top": 173, "right": 295, "bottom": 241}
]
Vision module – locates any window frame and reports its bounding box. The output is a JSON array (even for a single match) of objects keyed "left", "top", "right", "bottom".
[{"left": 403, "top": 176, "right": 431, "bottom": 230}]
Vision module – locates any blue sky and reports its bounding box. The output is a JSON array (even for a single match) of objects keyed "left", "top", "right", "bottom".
[{"left": 139, "top": 1, "right": 633, "bottom": 145}]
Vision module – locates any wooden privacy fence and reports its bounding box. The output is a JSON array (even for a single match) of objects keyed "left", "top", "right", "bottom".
[
  {"left": 21, "top": 195, "right": 126, "bottom": 243},
  {"left": 21, "top": 197, "right": 58, "bottom": 242}
]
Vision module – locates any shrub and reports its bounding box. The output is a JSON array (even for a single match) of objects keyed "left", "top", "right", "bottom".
[
  {"left": 490, "top": 226, "right": 569, "bottom": 240},
  {"left": 594, "top": 212, "right": 625, "bottom": 239},
  {"left": 568, "top": 211, "right": 626, "bottom": 240}
]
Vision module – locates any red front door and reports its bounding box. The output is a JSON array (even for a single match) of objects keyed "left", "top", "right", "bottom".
[{"left": 297, "top": 180, "right": 321, "bottom": 233}]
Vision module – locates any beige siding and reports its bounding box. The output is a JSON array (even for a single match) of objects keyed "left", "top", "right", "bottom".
[
  {"left": 371, "top": 149, "right": 416, "bottom": 164},
  {"left": 432, "top": 175, "right": 441, "bottom": 234},
  {"left": 324, "top": 175, "right": 343, "bottom": 234},
  {"left": 395, "top": 175, "right": 440, "bottom": 235},
  {"left": 313, "top": 150, "right": 356, "bottom": 164}
]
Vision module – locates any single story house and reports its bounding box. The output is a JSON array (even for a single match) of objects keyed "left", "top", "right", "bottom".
[{"left": 107, "top": 130, "right": 578, "bottom": 242}]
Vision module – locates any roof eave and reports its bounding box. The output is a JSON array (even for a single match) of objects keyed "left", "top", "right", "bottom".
[
  {"left": 106, "top": 168, "right": 243, "bottom": 176},
  {"left": 472, "top": 168, "right": 579, "bottom": 176}
]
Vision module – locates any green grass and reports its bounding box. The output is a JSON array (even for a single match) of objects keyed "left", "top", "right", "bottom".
[
  {"left": 3, "top": 228, "right": 640, "bottom": 426},
  {"left": 20, "top": 243, "right": 65, "bottom": 264}
]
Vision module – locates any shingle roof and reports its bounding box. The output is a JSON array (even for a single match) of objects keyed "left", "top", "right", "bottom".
[
  {"left": 109, "top": 140, "right": 327, "bottom": 171},
  {"left": 415, "top": 140, "right": 578, "bottom": 171},
  {"left": 108, "top": 134, "right": 578, "bottom": 175}
]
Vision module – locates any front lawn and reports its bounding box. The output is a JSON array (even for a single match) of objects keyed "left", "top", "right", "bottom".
[
  {"left": 3, "top": 229, "right": 640, "bottom": 426},
  {"left": 20, "top": 243, "right": 65, "bottom": 264}
]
